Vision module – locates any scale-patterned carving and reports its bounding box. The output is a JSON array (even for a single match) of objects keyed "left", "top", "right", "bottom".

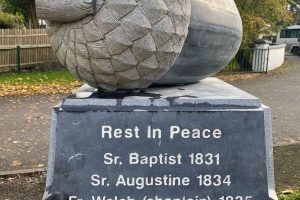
[{"left": 47, "top": 0, "right": 191, "bottom": 91}]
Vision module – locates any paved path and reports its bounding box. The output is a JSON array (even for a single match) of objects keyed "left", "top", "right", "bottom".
[
  {"left": 230, "top": 56, "right": 300, "bottom": 145},
  {"left": 0, "top": 94, "right": 65, "bottom": 172},
  {"left": 0, "top": 56, "right": 299, "bottom": 172}
]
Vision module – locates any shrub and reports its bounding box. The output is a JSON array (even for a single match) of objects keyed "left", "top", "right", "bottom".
[{"left": 0, "top": 11, "right": 23, "bottom": 29}]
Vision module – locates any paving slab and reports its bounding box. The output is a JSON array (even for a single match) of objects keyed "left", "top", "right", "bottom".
[
  {"left": 0, "top": 94, "right": 65, "bottom": 172},
  {"left": 230, "top": 56, "right": 300, "bottom": 145}
]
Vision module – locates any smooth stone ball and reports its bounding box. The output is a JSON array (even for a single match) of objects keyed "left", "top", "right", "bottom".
[{"left": 155, "top": 0, "right": 243, "bottom": 85}]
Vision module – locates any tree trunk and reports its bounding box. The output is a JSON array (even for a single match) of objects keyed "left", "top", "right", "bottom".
[{"left": 27, "top": 0, "right": 38, "bottom": 28}]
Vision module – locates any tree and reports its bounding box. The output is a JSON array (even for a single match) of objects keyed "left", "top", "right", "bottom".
[
  {"left": 24, "top": 0, "right": 37, "bottom": 28},
  {"left": 289, "top": 0, "right": 300, "bottom": 24},
  {"left": 1, "top": 0, "right": 37, "bottom": 28},
  {"left": 235, "top": 0, "right": 294, "bottom": 47}
]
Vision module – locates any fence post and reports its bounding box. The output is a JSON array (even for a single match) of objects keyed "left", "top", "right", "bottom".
[
  {"left": 16, "top": 45, "right": 21, "bottom": 73},
  {"left": 265, "top": 47, "right": 270, "bottom": 74}
]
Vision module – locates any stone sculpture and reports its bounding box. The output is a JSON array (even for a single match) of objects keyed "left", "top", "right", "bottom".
[
  {"left": 36, "top": 0, "right": 191, "bottom": 91},
  {"left": 156, "top": 0, "right": 243, "bottom": 85},
  {"left": 40, "top": 2, "right": 277, "bottom": 200}
]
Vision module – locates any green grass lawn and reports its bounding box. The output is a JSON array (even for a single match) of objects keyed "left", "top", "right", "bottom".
[
  {"left": 279, "top": 191, "right": 300, "bottom": 200},
  {"left": 0, "top": 70, "right": 77, "bottom": 84},
  {"left": 0, "top": 70, "right": 81, "bottom": 96}
]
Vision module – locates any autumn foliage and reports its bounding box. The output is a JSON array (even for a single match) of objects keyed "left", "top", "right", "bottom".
[
  {"left": 235, "top": 0, "right": 295, "bottom": 47},
  {"left": 0, "top": 71, "right": 82, "bottom": 97}
]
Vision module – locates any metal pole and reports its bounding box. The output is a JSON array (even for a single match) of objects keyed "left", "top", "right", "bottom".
[{"left": 16, "top": 45, "right": 21, "bottom": 73}]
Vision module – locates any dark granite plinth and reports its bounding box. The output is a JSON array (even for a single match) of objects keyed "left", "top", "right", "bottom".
[{"left": 43, "top": 78, "right": 277, "bottom": 200}]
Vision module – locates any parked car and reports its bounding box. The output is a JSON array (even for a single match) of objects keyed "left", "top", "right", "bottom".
[
  {"left": 277, "top": 25, "right": 300, "bottom": 54},
  {"left": 262, "top": 35, "right": 277, "bottom": 44},
  {"left": 293, "top": 36, "right": 300, "bottom": 56},
  {"left": 295, "top": 46, "right": 300, "bottom": 56}
]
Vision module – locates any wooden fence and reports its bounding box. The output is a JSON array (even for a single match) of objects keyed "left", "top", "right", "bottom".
[
  {"left": 0, "top": 29, "right": 57, "bottom": 72},
  {"left": 0, "top": 29, "right": 49, "bottom": 46}
]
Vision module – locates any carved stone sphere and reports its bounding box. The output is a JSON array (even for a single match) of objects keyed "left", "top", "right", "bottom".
[
  {"left": 155, "top": 0, "right": 243, "bottom": 85},
  {"left": 37, "top": 0, "right": 191, "bottom": 91}
]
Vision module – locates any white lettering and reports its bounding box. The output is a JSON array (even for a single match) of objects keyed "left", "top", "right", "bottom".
[
  {"left": 101, "top": 126, "right": 140, "bottom": 139},
  {"left": 91, "top": 175, "right": 108, "bottom": 186},
  {"left": 129, "top": 153, "right": 182, "bottom": 167},
  {"left": 116, "top": 174, "right": 190, "bottom": 190},
  {"left": 170, "top": 126, "right": 222, "bottom": 139}
]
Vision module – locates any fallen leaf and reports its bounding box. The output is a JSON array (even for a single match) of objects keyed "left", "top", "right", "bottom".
[
  {"left": 37, "top": 164, "right": 45, "bottom": 168},
  {"left": 11, "top": 160, "right": 22, "bottom": 166}
]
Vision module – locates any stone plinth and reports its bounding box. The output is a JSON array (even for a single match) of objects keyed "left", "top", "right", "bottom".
[{"left": 43, "top": 78, "right": 277, "bottom": 200}]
